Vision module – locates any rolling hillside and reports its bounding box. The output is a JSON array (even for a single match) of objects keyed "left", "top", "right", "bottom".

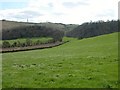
[{"left": 2, "top": 32, "right": 118, "bottom": 88}]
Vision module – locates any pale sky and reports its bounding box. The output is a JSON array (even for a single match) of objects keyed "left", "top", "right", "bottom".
[{"left": 0, "top": 0, "right": 119, "bottom": 24}]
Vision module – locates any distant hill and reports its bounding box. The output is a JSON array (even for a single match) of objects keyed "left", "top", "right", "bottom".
[
  {"left": 1, "top": 20, "right": 119, "bottom": 40},
  {"left": 1, "top": 20, "right": 78, "bottom": 31},
  {"left": 66, "top": 20, "right": 119, "bottom": 39},
  {"left": 1, "top": 20, "right": 35, "bottom": 30}
]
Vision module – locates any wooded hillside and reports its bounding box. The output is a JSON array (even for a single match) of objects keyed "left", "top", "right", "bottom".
[
  {"left": 66, "top": 20, "right": 119, "bottom": 39},
  {"left": 2, "top": 25, "right": 64, "bottom": 41}
]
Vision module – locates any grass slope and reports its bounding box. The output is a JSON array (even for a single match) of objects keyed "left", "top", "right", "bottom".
[{"left": 2, "top": 33, "right": 118, "bottom": 88}]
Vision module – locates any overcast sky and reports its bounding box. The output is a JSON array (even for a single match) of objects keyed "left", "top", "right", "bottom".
[{"left": 0, "top": 0, "right": 119, "bottom": 24}]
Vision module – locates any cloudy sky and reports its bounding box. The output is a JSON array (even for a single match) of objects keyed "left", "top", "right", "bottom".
[{"left": 0, "top": 0, "right": 119, "bottom": 24}]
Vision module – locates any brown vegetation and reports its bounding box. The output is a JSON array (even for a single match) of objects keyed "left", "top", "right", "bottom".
[{"left": 1, "top": 41, "right": 69, "bottom": 53}]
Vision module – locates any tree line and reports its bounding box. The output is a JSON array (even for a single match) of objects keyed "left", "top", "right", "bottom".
[{"left": 2, "top": 38, "right": 56, "bottom": 48}]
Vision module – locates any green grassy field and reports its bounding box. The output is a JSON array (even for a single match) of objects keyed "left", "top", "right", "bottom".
[{"left": 2, "top": 32, "right": 118, "bottom": 88}]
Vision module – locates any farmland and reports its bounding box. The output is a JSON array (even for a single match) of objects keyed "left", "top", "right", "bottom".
[{"left": 2, "top": 32, "right": 118, "bottom": 88}]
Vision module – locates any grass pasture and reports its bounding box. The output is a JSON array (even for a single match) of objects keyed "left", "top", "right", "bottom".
[{"left": 2, "top": 33, "right": 118, "bottom": 88}]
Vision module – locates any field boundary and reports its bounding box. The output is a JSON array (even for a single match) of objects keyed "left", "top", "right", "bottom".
[{"left": 1, "top": 41, "right": 69, "bottom": 53}]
